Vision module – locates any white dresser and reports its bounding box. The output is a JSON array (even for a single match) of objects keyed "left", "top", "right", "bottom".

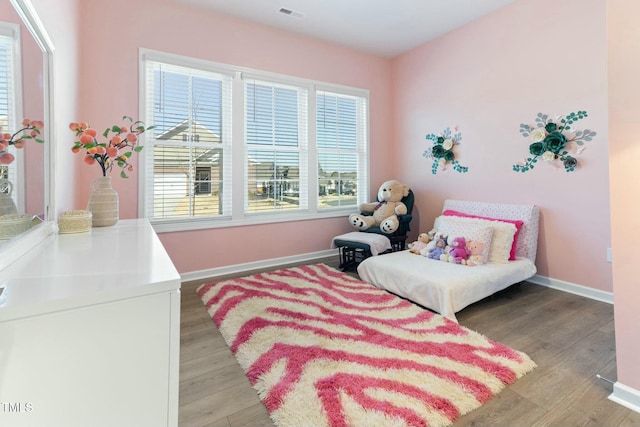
[{"left": 0, "top": 219, "right": 181, "bottom": 427}]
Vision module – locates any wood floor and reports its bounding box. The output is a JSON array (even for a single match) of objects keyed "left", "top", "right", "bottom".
[{"left": 178, "top": 257, "right": 640, "bottom": 427}]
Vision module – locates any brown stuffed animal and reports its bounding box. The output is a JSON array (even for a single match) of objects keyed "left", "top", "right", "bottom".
[
  {"left": 348, "top": 180, "right": 409, "bottom": 234},
  {"left": 408, "top": 231, "right": 434, "bottom": 255}
]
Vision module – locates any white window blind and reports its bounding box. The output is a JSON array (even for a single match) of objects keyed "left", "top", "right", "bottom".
[
  {"left": 244, "top": 78, "right": 308, "bottom": 214},
  {"left": 142, "top": 59, "right": 232, "bottom": 221},
  {"left": 0, "top": 23, "right": 20, "bottom": 201},
  {"left": 316, "top": 90, "right": 367, "bottom": 209}
]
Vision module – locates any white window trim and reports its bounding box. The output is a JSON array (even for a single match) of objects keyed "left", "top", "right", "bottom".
[
  {"left": 0, "top": 22, "right": 24, "bottom": 213},
  {"left": 139, "top": 48, "right": 369, "bottom": 233}
]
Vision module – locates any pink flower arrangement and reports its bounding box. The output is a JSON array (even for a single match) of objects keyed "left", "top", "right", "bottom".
[
  {"left": 0, "top": 118, "right": 44, "bottom": 164},
  {"left": 69, "top": 116, "right": 153, "bottom": 178}
]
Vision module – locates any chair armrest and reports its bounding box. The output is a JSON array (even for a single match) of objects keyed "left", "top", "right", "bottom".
[{"left": 397, "top": 214, "right": 412, "bottom": 224}]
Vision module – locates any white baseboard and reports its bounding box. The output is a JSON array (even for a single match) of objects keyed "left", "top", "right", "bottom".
[
  {"left": 610, "top": 382, "right": 640, "bottom": 414},
  {"left": 180, "top": 249, "right": 338, "bottom": 283},
  {"left": 527, "top": 274, "right": 614, "bottom": 304}
]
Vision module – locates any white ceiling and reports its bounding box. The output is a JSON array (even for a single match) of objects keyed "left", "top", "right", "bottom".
[{"left": 173, "top": 0, "right": 517, "bottom": 58}]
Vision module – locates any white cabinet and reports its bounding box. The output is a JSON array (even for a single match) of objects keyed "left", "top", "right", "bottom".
[{"left": 0, "top": 219, "right": 181, "bottom": 427}]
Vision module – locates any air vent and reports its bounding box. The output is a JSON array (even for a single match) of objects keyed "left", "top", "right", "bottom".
[{"left": 278, "top": 7, "right": 304, "bottom": 18}]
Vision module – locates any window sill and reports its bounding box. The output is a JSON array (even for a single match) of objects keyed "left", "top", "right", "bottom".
[{"left": 150, "top": 208, "right": 356, "bottom": 234}]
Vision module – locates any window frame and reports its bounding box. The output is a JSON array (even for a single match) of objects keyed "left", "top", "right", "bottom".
[
  {"left": 0, "top": 22, "right": 24, "bottom": 212},
  {"left": 139, "top": 49, "right": 369, "bottom": 233}
]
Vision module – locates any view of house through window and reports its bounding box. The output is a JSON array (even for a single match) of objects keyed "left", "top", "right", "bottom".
[
  {"left": 145, "top": 61, "right": 230, "bottom": 219},
  {"left": 141, "top": 50, "right": 368, "bottom": 229}
]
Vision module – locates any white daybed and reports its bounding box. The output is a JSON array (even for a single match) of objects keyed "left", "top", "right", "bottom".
[{"left": 357, "top": 200, "right": 539, "bottom": 322}]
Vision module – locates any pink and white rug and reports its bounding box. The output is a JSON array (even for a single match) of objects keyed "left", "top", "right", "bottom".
[{"left": 197, "top": 264, "right": 535, "bottom": 427}]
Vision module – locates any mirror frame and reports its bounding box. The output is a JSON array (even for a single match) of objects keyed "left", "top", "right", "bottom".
[{"left": 0, "top": 0, "right": 55, "bottom": 270}]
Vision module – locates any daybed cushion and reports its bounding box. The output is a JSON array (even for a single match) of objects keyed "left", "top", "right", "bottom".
[
  {"left": 357, "top": 253, "right": 536, "bottom": 321},
  {"left": 357, "top": 199, "right": 539, "bottom": 322}
]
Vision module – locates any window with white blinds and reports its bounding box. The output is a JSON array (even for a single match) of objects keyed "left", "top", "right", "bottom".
[
  {"left": 316, "top": 91, "right": 367, "bottom": 209},
  {"left": 142, "top": 58, "right": 232, "bottom": 221},
  {"left": 140, "top": 49, "right": 369, "bottom": 231},
  {"left": 245, "top": 79, "right": 307, "bottom": 214},
  {"left": 0, "top": 23, "right": 21, "bottom": 200}
]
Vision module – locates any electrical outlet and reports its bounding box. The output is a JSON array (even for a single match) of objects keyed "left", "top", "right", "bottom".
[{"left": 607, "top": 248, "right": 612, "bottom": 263}]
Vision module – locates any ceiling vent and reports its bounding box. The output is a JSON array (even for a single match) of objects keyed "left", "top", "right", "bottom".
[{"left": 278, "top": 7, "right": 304, "bottom": 18}]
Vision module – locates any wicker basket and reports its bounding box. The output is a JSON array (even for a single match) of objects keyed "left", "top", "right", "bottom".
[
  {"left": 0, "top": 214, "right": 34, "bottom": 240},
  {"left": 58, "top": 210, "right": 92, "bottom": 234}
]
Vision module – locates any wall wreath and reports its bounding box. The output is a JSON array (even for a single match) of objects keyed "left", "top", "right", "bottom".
[
  {"left": 423, "top": 126, "right": 468, "bottom": 174},
  {"left": 513, "top": 111, "right": 596, "bottom": 173}
]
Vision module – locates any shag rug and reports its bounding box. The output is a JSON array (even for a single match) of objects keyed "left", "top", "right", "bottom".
[{"left": 197, "top": 264, "right": 536, "bottom": 427}]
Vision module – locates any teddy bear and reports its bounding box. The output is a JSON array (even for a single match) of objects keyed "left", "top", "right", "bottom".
[
  {"left": 408, "top": 231, "right": 434, "bottom": 255},
  {"left": 446, "top": 236, "right": 470, "bottom": 264},
  {"left": 462, "top": 240, "right": 486, "bottom": 266},
  {"left": 348, "top": 180, "right": 409, "bottom": 234},
  {"left": 427, "top": 234, "right": 448, "bottom": 260}
]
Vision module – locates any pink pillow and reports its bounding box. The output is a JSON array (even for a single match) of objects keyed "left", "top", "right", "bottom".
[{"left": 442, "top": 209, "right": 524, "bottom": 260}]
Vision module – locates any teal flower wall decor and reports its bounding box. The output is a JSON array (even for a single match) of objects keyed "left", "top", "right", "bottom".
[
  {"left": 513, "top": 111, "right": 597, "bottom": 173},
  {"left": 423, "top": 127, "right": 468, "bottom": 174}
]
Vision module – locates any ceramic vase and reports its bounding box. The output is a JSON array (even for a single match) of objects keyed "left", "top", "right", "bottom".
[
  {"left": 0, "top": 179, "right": 18, "bottom": 216},
  {"left": 87, "top": 176, "right": 119, "bottom": 227}
]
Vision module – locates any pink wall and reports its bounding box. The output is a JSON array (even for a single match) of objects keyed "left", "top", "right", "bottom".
[
  {"left": 30, "top": 0, "right": 81, "bottom": 215},
  {"left": 21, "top": 11, "right": 44, "bottom": 216},
  {"left": 608, "top": 0, "right": 640, "bottom": 394},
  {"left": 73, "top": 0, "right": 392, "bottom": 273},
  {"left": 391, "top": 0, "right": 611, "bottom": 292}
]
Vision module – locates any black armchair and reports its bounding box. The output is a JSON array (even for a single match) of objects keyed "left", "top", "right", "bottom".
[
  {"left": 360, "top": 188, "right": 414, "bottom": 251},
  {"left": 334, "top": 187, "right": 415, "bottom": 271}
]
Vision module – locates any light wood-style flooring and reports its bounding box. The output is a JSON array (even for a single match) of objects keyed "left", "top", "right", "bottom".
[{"left": 178, "top": 258, "right": 640, "bottom": 427}]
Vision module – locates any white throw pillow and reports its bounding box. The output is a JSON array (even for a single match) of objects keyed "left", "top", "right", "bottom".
[{"left": 434, "top": 215, "right": 516, "bottom": 263}]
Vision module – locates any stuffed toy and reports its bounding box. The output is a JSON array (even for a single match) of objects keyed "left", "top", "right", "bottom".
[
  {"left": 349, "top": 179, "right": 409, "bottom": 234},
  {"left": 427, "top": 234, "right": 448, "bottom": 260},
  {"left": 408, "top": 231, "right": 433, "bottom": 255},
  {"left": 447, "top": 236, "right": 470, "bottom": 264},
  {"left": 462, "top": 240, "right": 486, "bottom": 266},
  {"left": 423, "top": 230, "right": 441, "bottom": 252}
]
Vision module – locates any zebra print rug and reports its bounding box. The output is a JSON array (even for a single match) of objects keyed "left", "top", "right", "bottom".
[{"left": 197, "top": 263, "right": 535, "bottom": 427}]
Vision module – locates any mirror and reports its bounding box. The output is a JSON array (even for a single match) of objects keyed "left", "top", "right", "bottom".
[{"left": 0, "top": 0, "right": 55, "bottom": 270}]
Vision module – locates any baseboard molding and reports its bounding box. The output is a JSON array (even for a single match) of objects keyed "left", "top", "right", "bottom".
[
  {"left": 180, "top": 249, "right": 338, "bottom": 283},
  {"left": 182, "top": 255, "right": 615, "bottom": 306},
  {"left": 610, "top": 382, "right": 640, "bottom": 414},
  {"left": 527, "top": 274, "right": 614, "bottom": 304}
]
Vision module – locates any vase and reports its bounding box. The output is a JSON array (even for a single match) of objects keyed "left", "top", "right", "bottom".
[
  {"left": 0, "top": 179, "right": 18, "bottom": 217},
  {"left": 87, "top": 176, "right": 119, "bottom": 227}
]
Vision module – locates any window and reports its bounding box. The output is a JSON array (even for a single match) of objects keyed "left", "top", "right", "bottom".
[
  {"left": 316, "top": 91, "right": 367, "bottom": 209},
  {"left": 245, "top": 79, "right": 307, "bottom": 214},
  {"left": 140, "top": 50, "right": 368, "bottom": 231},
  {"left": 0, "top": 23, "right": 21, "bottom": 206},
  {"left": 142, "top": 59, "right": 232, "bottom": 220}
]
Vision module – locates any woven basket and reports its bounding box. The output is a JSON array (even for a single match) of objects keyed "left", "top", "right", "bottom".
[
  {"left": 58, "top": 210, "right": 92, "bottom": 234},
  {"left": 0, "top": 214, "right": 34, "bottom": 239}
]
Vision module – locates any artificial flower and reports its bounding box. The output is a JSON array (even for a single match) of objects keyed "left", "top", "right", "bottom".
[
  {"left": 423, "top": 126, "right": 469, "bottom": 174},
  {"left": 514, "top": 111, "right": 596, "bottom": 173},
  {"left": 0, "top": 119, "right": 44, "bottom": 165},
  {"left": 70, "top": 116, "right": 153, "bottom": 178},
  {"left": 542, "top": 151, "right": 556, "bottom": 162},
  {"left": 530, "top": 128, "right": 546, "bottom": 143}
]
